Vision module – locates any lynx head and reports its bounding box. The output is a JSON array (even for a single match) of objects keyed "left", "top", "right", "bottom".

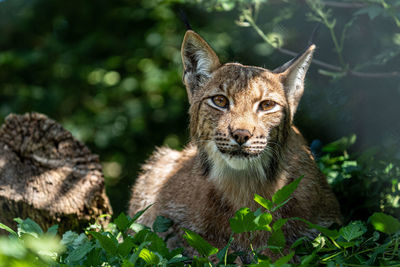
[{"left": 181, "top": 30, "right": 315, "bottom": 177}]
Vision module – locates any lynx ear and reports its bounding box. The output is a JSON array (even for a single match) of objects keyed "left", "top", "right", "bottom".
[
  {"left": 274, "top": 44, "right": 316, "bottom": 119},
  {"left": 181, "top": 30, "right": 220, "bottom": 102}
]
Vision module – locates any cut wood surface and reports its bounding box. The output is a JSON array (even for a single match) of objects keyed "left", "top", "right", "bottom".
[{"left": 0, "top": 113, "right": 112, "bottom": 234}]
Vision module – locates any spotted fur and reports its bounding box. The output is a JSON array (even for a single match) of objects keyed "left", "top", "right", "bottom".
[{"left": 128, "top": 30, "right": 341, "bottom": 260}]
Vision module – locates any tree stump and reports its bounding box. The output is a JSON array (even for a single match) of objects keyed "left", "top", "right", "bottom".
[{"left": 0, "top": 113, "right": 112, "bottom": 234}]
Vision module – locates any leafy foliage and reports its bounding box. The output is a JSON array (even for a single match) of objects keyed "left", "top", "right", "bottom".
[
  {"left": 370, "top": 212, "right": 400, "bottom": 235},
  {"left": 318, "top": 135, "right": 400, "bottom": 221},
  {"left": 183, "top": 229, "right": 218, "bottom": 257},
  {"left": 0, "top": 218, "right": 64, "bottom": 267},
  {"left": 1, "top": 212, "right": 189, "bottom": 267},
  {"left": 1, "top": 168, "right": 399, "bottom": 266}
]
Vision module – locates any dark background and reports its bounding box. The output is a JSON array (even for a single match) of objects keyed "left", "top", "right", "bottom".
[{"left": 1, "top": 0, "right": 399, "bottom": 217}]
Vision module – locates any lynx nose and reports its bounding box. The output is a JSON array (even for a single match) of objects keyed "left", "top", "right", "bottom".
[{"left": 232, "top": 129, "right": 251, "bottom": 145}]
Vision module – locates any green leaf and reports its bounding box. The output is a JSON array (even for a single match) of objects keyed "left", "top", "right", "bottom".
[
  {"left": 192, "top": 255, "right": 212, "bottom": 265},
  {"left": 254, "top": 253, "right": 271, "bottom": 264},
  {"left": 122, "top": 259, "right": 135, "bottom": 267},
  {"left": 23, "top": 234, "right": 64, "bottom": 262},
  {"left": 301, "top": 251, "right": 317, "bottom": 265},
  {"left": 370, "top": 212, "right": 400, "bottom": 234},
  {"left": 46, "top": 225, "right": 58, "bottom": 237},
  {"left": 290, "top": 237, "right": 306, "bottom": 249},
  {"left": 322, "top": 135, "right": 356, "bottom": 152},
  {"left": 216, "top": 234, "right": 234, "bottom": 264},
  {"left": 168, "top": 254, "right": 189, "bottom": 264},
  {"left": 152, "top": 216, "right": 173, "bottom": 233},
  {"left": 271, "top": 198, "right": 292, "bottom": 212},
  {"left": 336, "top": 240, "right": 356, "bottom": 248},
  {"left": 129, "top": 241, "right": 150, "bottom": 265},
  {"left": 14, "top": 218, "right": 44, "bottom": 238},
  {"left": 254, "top": 208, "right": 263, "bottom": 216},
  {"left": 229, "top": 207, "right": 257, "bottom": 233},
  {"left": 117, "top": 237, "right": 135, "bottom": 257},
  {"left": 139, "top": 247, "right": 160, "bottom": 265},
  {"left": 168, "top": 247, "right": 184, "bottom": 259},
  {"left": 0, "top": 222, "right": 17, "bottom": 236},
  {"left": 0, "top": 237, "right": 27, "bottom": 258},
  {"left": 84, "top": 248, "right": 103, "bottom": 267},
  {"left": 254, "top": 213, "right": 273, "bottom": 231},
  {"left": 64, "top": 234, "right": 93, "bottom": 264},
  {"left": 61, "top": 231, "right": 79, "bottom": 247},
  {"left": 274, "top": 251, "right": 295, "bottom": 266},
  {"left": 219, "top": 0, "right": 235, "bottom": 11},
  {"left": 133, "top": 229, "right": 169, "bottom": 256},
  {"left": 312, "top": 235, "right": 328, "bottom": 249},
  {"left": 114, "top": 213, "right": 130, "bottom": 232},
  {"left": 183, "top": 229, "right": 218, "bottom": 257},
  {"left": 254, "top": 194, "right": 274, "bottom": 210},
  {"left": 365, "top": 243, "right": 388, "bottom": 266},
  {"left": 372, "top": 231, "right": 380, "bottom": 241},
  {"left": 273, "top": 218, "right": 288, "bottom": 231},
  {"left": 131, "top": 205, "right": 153, "bottom": 223},
  {"left": 268, "top": 228, "right": 286, "bottom": 249},
  {"left": 65, "top": 241, "right": 93, "bottom": 263},
  {"left": 272, "top": 176, "right": 303, "bottom": 206},
  {"left": 89, "top": 231, "right": 118, "bottom": 255},
  {"left": 71, "top": 233, "right": 89, "bottom": 250},
  {"left": 339, "top": 221, "right": 366, "bottom": 241}
]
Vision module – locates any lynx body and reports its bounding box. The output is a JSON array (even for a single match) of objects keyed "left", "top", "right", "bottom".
[{"left": 129, "top": 30, "right": 341, "bottom": 257}]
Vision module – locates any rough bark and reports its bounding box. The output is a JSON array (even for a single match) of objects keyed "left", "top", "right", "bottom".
[{"left": 0, "top": 112, "right": 112, "bottom": 234}]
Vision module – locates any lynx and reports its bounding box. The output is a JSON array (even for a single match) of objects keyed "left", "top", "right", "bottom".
[{"left": 128, "top": 30, "right": 341, "bottom": 258}]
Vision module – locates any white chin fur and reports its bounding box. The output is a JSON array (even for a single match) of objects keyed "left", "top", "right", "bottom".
[
  {"left": 204, "top": 142, "right": 269, "bottom": 173},
  {"left": 204, "top": 141, "right": 271, "bottom": 187},
  {"left": 221, "top": 154, "right": 250, "bottom": 170}
]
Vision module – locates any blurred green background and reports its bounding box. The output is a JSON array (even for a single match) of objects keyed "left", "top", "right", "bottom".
[{"left": 0, "top": 0, "right": 399, "bottom": 219}]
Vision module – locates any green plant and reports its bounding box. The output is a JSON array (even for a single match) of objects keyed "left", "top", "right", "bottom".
[
  {"left": 318, "top": 135, "right": 400, "bottom": 221},
  {"left": 1, "top": 153, "right": 399, "bottom": 266},
  {"left": 0, "top": 211, "right": 187, "bottom": 266},
  {"left": 199, "top": 0, "right": 400, "bottom": 79},
  {"left": 0, "top": 218, "right": 63, "bottom": 267}
]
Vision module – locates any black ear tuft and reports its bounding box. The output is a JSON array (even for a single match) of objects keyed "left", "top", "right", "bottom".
[
  {"left": 178, "top": 9, "right": 192, "bottom": 31},
  {"left": 308, "top": 23, "right": 321, "bottom": 46}
]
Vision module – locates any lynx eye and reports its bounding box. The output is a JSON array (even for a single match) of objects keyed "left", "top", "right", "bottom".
[
  {"left": 259, "top": 100, "right": 276, "bottom": 111},
  {"left": 211, "top": 95, "right": 229, "bottom": 108}
]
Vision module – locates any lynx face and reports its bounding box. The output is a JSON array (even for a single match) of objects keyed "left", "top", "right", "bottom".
[
  {"left": 181, "top": 30, "right": 314, "bottom": 175},
  {"left": 195, "top": 64, "right": 288, "bottom": 170}
]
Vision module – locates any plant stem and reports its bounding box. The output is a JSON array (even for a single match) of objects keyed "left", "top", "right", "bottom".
[
  {"left": 328, "top": 26, "right": 346, "bottom": 67},
  {"left": 244, "top": 12, "right": 274, "bottom": 48},
  {"left": 321, "top": 250, "right": 343, "bottom": 261},
  {"left": 312, "top": 3, "right": 347, "bottom": 68},
  {"left": 330, "top": 237, "right": 341, "bottom": 250},
  {"left": 347, "top": 247, "right": 376, "bottom": 258},
  {"left": 381, "top": 0, "right": 400, "bottom": 28},
  {"left": 249, "top": 232, "right": 258, "bottom": 263},
  {"left": 250, "top": 242, "right": 257, "bottom": 259},
  {"left": 242, "top": 6, "right": 400, "bottom": 78}
]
